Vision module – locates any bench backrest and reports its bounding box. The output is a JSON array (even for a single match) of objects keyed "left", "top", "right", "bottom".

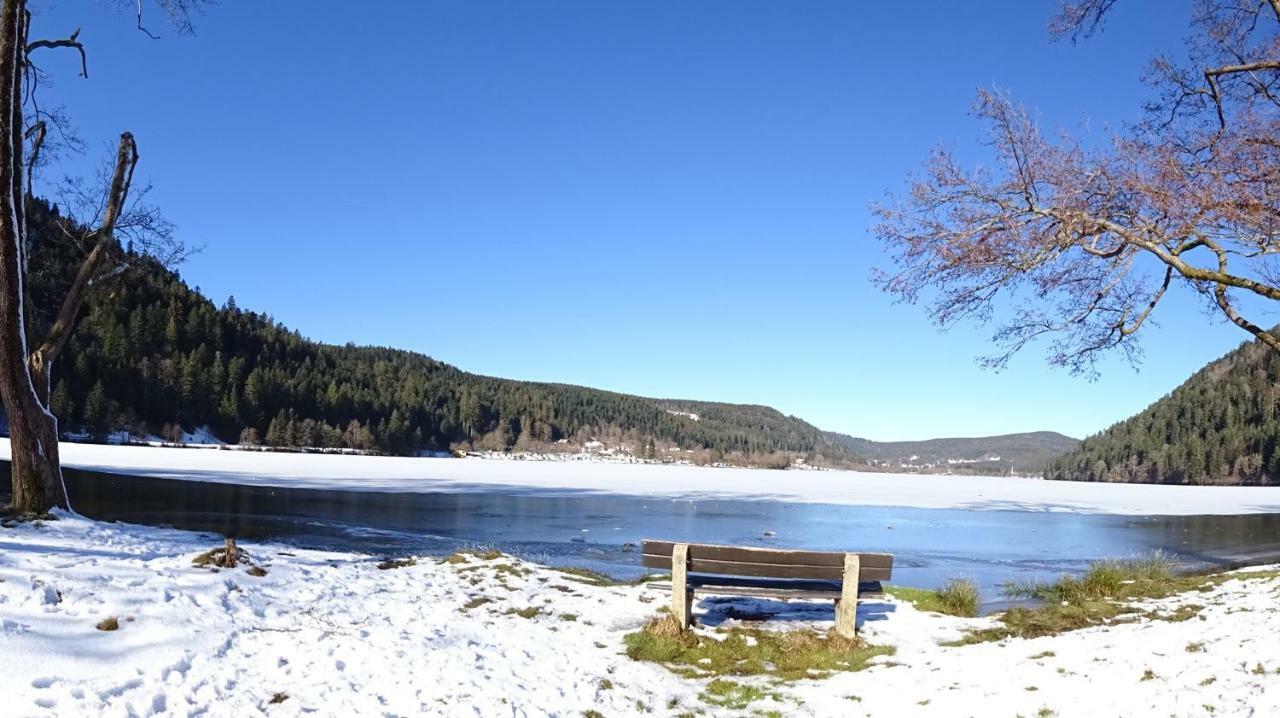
[{"left": 641, "top": 540, "right": 892, "bottom": 582}]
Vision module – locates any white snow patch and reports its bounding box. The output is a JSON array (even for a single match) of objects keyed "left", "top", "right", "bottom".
[{"left": 0, "top": 515, "right": 1277, "bottom": 716}]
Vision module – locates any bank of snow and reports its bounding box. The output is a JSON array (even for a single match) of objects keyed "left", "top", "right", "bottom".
[
  {"left": 2, "top": 514, "right": 1279, "bottom": 717},
  {"left": 5, "top": 438, "right": 1280, "bottom": 515}
]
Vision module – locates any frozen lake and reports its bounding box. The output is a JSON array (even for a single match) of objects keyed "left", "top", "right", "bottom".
[{"left": 4, "top": 441, "right": 1280, "bottom": 608}]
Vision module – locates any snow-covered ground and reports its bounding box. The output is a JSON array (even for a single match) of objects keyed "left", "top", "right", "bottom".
[
  {"left": 1, "top": 514, "right": 1278, "bottom": 717},
  {"left": 5, "top": 438, "right": 1280, "bottom": 515}
]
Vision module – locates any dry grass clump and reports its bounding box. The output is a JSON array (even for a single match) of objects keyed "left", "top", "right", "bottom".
[
  {"left": 96, "top": 616, "right": 119, "bottom": 631},
  {"left": 503, "top": 606, "right": 543, "bottom": 619},
  {"left": 376, "top": 557, "right": 417, "bottom": 570},
  {"left": 441, "top": 547, "right": 504, "bottom": 565},
  {"left": 193, "top": 538, "right": 252, "bottom": 569}
]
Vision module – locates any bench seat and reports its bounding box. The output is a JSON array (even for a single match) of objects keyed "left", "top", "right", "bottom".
[{"left": 646, "top": 576, "right": 884, "bottom": 601}]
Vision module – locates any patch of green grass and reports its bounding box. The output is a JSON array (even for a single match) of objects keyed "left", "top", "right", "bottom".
[
  {"left": 552, "top": 566, "right": 668, "bottom": 587},
  {"left": 887, "top": 578, "right": 980, "bottom": 617},
  {"left": 698, "top": 679, "right": 773, "bottom": 709},
  {"left": 553, "top": 566, "right": 621, "bottom": 586},
  {"left": 624, "top": 615, "right": 893, "bottom": 681},
  {"left": 560, "top": 613, "right": 578, "bottom": 622}
]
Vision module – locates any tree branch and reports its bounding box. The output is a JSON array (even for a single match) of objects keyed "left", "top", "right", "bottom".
[
  {"left": 28, "top": 132, "right": 137, "bottom": 393},
  {"left": 25, "top": 28, "right": 86, "bottom": 78}
]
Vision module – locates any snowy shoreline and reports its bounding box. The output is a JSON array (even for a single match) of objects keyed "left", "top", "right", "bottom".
[
  {"left": 2, "top": 513, "right": 1278, "bottom": 717},
  {"left": 5, "top": 438, "right": 1280, "bottom": 515}
]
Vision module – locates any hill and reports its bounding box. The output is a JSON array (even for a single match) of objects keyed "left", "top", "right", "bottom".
[
  {"left": 825, "top": 431, "right": 1079, "bottom": 476},
  {"left": 1045, "top": 334, "right": 1280, "bottom": 485},
  {"left": 15, "top": 200, "right": 867, "bottom": 468},
  {"left": 10, "top": 199, "right": 1081, "bottom": 473}
]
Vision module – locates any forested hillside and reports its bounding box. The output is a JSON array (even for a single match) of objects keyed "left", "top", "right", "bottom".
[
  {"left": 827, "top": 431, "right": 1079, "bottom": 475},
  {"left": 15, "top": 200, "right": 863, "bottom": 467},
  {"left": 1046, "top": 335, "right": 1280, "bottom": 486}
]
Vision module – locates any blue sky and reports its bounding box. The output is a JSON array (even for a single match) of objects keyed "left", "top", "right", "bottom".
[{"left": 27, "top": 0, "right": 1264, "bottom": 442}]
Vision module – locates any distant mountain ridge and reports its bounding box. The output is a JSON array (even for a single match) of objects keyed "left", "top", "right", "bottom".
[{"left": 824, "top": 431, "right": 1080, "bottom": 476}]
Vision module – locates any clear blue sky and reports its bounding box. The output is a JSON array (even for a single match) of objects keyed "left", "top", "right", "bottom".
[{"left": 27, "top": 0, "right": 1264, "bottom": 442}]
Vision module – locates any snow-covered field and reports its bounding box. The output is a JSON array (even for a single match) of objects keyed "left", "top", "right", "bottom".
[
  {"left": 5, "top": 438, "right": 1280, "bottom": 515},
  {"left": 1, "top": 513, "right": 1278, "bottom": 717}
]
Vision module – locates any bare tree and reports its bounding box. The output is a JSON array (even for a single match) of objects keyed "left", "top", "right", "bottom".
[
  {"left": 1, "top": 0, "right": 199, "bottom": 515},
  {"left": 874, "top": 0, "right": 1280, "bottom": 376}
]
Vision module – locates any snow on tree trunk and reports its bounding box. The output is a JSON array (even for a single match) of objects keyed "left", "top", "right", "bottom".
[{"left": 0, "top": 0, "right": 66, "bottom": 514}]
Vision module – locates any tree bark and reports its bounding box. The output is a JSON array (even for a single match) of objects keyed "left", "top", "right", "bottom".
[{"left": 0, "top": 0, "right": 66, "bottom": 514}]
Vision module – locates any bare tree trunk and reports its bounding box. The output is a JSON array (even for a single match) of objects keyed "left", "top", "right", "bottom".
[{"left": 0, "top": 0, "right": 65, "bottom": 514}]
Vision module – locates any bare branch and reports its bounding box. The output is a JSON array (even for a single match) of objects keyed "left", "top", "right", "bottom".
[{"left": 25, "top": 28, "right": 87, "bottom": 78}]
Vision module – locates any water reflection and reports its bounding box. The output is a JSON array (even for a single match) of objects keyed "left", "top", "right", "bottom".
[{"left": 4, "top": 463, "right": 1280, "bottom": 606}]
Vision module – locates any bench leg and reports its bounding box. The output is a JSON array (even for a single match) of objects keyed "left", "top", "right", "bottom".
[
  {"left": 672, "top": 543, "right": 691, "bottom": 630},
  {"left": 834, "top": 553, "right": 860, "bottom": 638}
]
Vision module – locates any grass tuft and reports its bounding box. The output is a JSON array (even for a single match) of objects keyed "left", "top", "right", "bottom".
[
  {"left": 887, "top": 579, "right": 980, "bottom": 617},
  {"left": 95, "top": 616, "right": 119, "bottom": 631},
  {"left": 1002, "top": 552, "right": 1176, "bottom": 604},
  {"left": 625, "top": 616, "right": 892, "bottom": 681},
  {"left": 441, "top": 547, "right": 504, "bottom": 565},
  {"left": 504, "top": 606, "right": 542, "bottom": 619},
  {"left": 952, "top": 552, "right": 1255, "bottom": 643}
]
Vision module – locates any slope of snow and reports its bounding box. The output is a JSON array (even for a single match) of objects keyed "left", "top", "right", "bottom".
[
  {"left": 1, "top": 515, "right": 1278, "bottom": 717},
  {"left": 5, "top": 438, "right": 1280, "bottom": 515}
]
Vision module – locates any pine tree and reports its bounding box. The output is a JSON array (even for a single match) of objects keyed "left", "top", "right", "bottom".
[{"left": 82, "top": 381, "right": 110, "bottom": 439}]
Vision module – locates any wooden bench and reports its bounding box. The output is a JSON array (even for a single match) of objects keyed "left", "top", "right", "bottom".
[{"left": 642, "top": 539, "right": 893, "bottom": 637}]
